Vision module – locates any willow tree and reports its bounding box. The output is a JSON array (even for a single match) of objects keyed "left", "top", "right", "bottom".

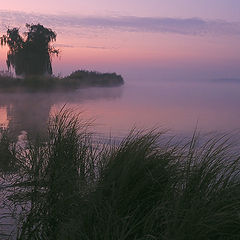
[{"left": 0, "top": 24, "right": 59, "bottom": 76}]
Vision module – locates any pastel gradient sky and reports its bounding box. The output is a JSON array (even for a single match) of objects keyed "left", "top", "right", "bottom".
[
  {"left": 1, "top": 0, "right": 240, "bottom": 20},
  {"left": 1, "top": 1, "right": 240, "bottom": 79}
]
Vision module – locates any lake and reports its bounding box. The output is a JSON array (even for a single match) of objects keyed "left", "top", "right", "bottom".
[
  {"left": 0, "top": 78, "right": 240, "bottom": 140},
  {"left": 0, "top": 11, "right": 240, "bottom": 139},
  {"left": 1, "top": 74, "right": 240, "bottom": 239}
]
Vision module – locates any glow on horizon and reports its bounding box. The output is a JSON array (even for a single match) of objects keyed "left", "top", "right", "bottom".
[
  {"left": 0, "top": 4, "right": 240, "bottom": 78},
  {"left": 1, "top": 27, "right": 239, "bottom": 77}
]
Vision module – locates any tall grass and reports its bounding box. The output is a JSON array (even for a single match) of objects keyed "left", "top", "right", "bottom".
[
  {"left": 1, "top": 111, "right": 240, "bottom": 239},
  {"left": 0, "top": 129, "right": 17, "bottom": 173}
]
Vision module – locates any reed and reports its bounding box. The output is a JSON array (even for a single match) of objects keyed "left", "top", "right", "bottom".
[{"left": 1, "top": 111, "right": 240, "bottom": 239}]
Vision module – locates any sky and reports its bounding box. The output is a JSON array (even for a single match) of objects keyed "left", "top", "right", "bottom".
[
  {"left": 0, "top": 0, "right": 240, "bottom": 21},
  {"left": 1, "top": 1, "right": 240, "bottom": 134},
  {"left": 0, "top": 1, "right": 240, "bottom": 79}
]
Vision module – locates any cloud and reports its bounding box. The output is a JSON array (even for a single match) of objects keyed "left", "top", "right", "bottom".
[
  {"left": 212, "top": 78, "right": 240, "bottom": 83},
  {"left": 52, "top": 44, "right": 117, "bottom": 50},
  {"left": 53, "top": 43, "right": 74, "bottom": 48},
  {"left": 81, "top": 45, "right": 119, "bottom": 50},
  {"left": 0, "top": 10, "right": 240, "bottom": 36}
]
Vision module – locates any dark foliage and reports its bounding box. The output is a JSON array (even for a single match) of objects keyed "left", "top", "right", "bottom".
[
  {"left": 1, "top": 111, "right": 240, "bottom": 240},
  {"left": 66, "top": 70, "right": 124, "bottom": 86},
  {"left": 0, "top": 70, "right": 124, "bottom": 90},
  {"left": 0, "top": 24, "right": 59, "bottom": 76}
]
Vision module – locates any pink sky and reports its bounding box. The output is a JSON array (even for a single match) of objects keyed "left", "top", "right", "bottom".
[
  {"left": 1, "top": 22, "right": 240, "bottom": 78},
  {"left": 1, "top": 0, "right": 240, "bottom": 20},
  {"left": 0, "top": 2, "right": 240, "bottom": 78}
]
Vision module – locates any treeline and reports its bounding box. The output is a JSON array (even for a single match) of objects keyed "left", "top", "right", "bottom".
[{"left": 0, "top": 70, "right": 124, "bottom": 90}]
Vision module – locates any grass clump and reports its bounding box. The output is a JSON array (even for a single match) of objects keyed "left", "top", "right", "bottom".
[
  {"left": 1, "top": 112, "right": 240, "bottom": 239},
  {"left": 0, "top": 129, "right": 17, "bottom": 173}
]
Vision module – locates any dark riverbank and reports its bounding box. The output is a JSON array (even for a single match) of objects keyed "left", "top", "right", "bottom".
[{"left": 0, "top": 70, "right": 124, "bottom": 91}]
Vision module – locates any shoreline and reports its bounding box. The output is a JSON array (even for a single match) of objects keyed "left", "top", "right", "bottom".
[{"left": 0, "top": 70, "right": 124, "bottom": 91}]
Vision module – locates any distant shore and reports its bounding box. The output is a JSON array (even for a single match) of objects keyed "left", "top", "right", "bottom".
[{"left": 0, "top": 70, "right": 124, "bottom": 91}]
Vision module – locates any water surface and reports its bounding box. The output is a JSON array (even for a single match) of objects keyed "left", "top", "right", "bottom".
[
  {"left": 0, "top": 11, "right": 240, "bottom": 138},
  {"left": 0, "top": 78, "right": 240, "bottom": 139}
]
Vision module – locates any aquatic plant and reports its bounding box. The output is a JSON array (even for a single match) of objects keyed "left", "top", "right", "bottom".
[{"left": 1, "top": 111, "right": 240, "bottom": 239}]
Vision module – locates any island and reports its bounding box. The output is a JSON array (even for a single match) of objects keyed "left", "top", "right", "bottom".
[
  {"left": 0, "top": 70, "right": 124, "bottom": 90},
  {"left": 0, "top": 24, "right": 124, "bottom": 90}
]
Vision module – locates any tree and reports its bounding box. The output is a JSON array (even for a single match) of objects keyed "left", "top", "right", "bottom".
[{"left": 0, "top": 24, "right": 59, "bottom": 76}]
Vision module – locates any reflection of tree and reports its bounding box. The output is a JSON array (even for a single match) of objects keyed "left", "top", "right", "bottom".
[
  {"left": 0, "top": 87, "right": 123, "bottom": 139},
  {"left": 6, "top": 96, "right": 51, "bottom": 140},
  {"left": 0, "top": 24, "right": 59, "bottom": 76}
]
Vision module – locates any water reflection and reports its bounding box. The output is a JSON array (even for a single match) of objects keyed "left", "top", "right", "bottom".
[
  {"left": 0, "top": 79, "right": 240, "bottom": 141},
  {"left": 0, "top": 87, "right": 123, "bottom": 139}
]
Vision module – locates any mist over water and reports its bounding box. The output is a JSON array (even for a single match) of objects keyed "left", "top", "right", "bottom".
[
  {"left": 0, "top": 11, "right": 240, "bottom": 138},
  {"left": 0, "top": 78, "right": 240, "bottom": 141}
]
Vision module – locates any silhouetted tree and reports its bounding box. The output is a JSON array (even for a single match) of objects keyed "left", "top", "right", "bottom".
[{"left": 0, "top": 24, "right": 59, "bottom": 76}]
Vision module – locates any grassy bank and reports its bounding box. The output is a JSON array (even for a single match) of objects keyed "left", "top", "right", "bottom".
[
  {"left": 1, "top": 111, "right": 240, "bottom": 239},
  {"left": 0, "top": 70, "right": 124, "bottom": 91}
]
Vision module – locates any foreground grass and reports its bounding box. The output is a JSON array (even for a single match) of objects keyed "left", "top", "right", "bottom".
[
  {"left": 0, "top": 70, "right": 124, "bottom": 91},
  {"left": 1, "top": 111, "right": 240, "bottom": 239}
]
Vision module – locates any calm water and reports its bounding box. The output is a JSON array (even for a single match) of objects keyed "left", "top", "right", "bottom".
[
  {"left": 0, "top": 78, "right": 240, "bottom": 139},
  {"left": 0, "top": 11, "right": 240, "bottom": 138}
]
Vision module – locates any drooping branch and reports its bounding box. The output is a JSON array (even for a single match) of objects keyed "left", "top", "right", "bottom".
[{"left": 1, "top": 24, "right": 59, "bottom": 76}]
